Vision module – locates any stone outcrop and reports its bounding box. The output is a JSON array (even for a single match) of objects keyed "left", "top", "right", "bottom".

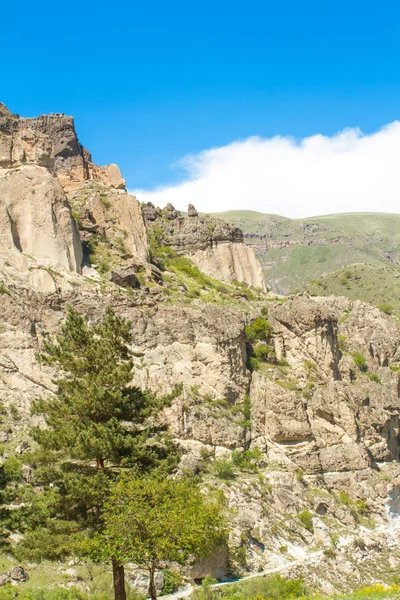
[
  {"left": 0, "top": 103, "right": 125, "bottom": 193},
  {"left": 143, "top": 202, "right": 266, "bottom": 290},
  {"left": 0, "top": 104, "right": 149, "bottom": 282},
  {"left": 0, "top": 165, "right": 82, "bottom": 273}
]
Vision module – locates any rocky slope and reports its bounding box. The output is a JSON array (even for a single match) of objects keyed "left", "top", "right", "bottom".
[
  {"left": 213, "top": 210, "right": 400, "bottom": 301},
  {"left": 143, "top": 202, "right": 266, "bottom": 290},
  {"left": 1, "top": 105, "right": 400, "bottom": 595}
]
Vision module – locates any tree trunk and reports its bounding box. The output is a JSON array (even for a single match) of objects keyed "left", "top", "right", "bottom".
[
  {"left": 112, "top": 558, "right": 126, "bottom": 600},
  {"left": 148, "top": 560, "right": 158, "bottom": 600},
  {"left": 96, "top": 457, "right": 105, "bottom": 470}
]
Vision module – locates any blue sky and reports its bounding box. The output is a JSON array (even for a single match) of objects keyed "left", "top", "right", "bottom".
[{"left": 2, "top": 0, "right": 400, "bottom": 215}]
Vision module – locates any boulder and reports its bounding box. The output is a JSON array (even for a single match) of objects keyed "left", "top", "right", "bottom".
[
  {"left": 9, "top": 566, "right": 29, "bottom": 582},
  {"left": 110, "top": 266, "right": 140, "bottom": 289},
  {"left": 188, "top": 203, "right": 198, "bottom": 217}
]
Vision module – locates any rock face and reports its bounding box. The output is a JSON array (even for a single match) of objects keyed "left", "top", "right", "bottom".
[
  {"left": 0, "top": 103, "right": 125, "bottom": 193},
  {"left": 2, "top": 104, "right": 400, "bottom": 592},
  {"left": 143, "top": 202, "right": 266, "bottom": 290},
  {"left": 0, "top": 104, "right": 148, "bottom": 280},
  {"left": 0, "top": 165, "right": 82, "bottom": 272}
]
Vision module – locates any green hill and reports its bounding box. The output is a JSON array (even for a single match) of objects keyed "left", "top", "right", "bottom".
[
  {"left": 306, "top": 263, "right": 400, "bottom": 312},
  {"left": 212, "top": 211, "right": 400, "bottom": 306}
]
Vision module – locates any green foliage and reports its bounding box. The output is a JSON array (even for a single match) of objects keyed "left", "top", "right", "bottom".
[
  {"left": 9, "top": 403, "right": 20, "bottom": 420},
  {"left": 379, "top": 303, "right": 394, "bottom": 315},
  {"left": 19, "top": 307, "right": 179, "bottom": 569},
  {"left": 245, "top": 317, "right": 273, "bottom": 344},
  {"left": 2, "top": 456, "right": 22, "bottom": 483},
  {"left": 337, "top": 492, "right": 369, "bottom": 519},
  {"left": 0, "top": 589, "right": 106, "bottom": 600},
  {"left": 100, "top": 195, "right": 111, "bottom": 209},
  {"left": 352, "top": 351, "right": 367, "bottom": 371},
  {"left": 162, "top": 568, "right": 183, "bottom": 594},
  {"left": 253, "top": 343, "right": 275, "bottom": 362},
  {"left": 210, "top": 459, "right": 236, "bottom": 480},
  {"left": 0, "top": 282, "right": 11, "bottom": 295},
  {"left": 338, "top": 334, "right": 348, "bottom": 352},
  {"left": 231, "top": 448, "right": 263, "bottom": 472},
  {"left": 297, "top": 508, "right": 314, "bottom": 532},
  {"left": 213, "top": 573, "right": 308, "bottom": 600},
  {"left": 366, "top": 372, "right": 381, "bottom": 384},
  {"left": 93, "top": 474, "right": 227, "bottom": 599},
  {"left": 71, "top": 210, "right": 83, "bottom": 230}
]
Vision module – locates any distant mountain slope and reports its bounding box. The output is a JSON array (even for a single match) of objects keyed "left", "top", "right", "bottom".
[
  {"left": 306, "top": 263, "right": 400, "bottom": 312},
  {"left": 212, "top": 211, "right": 400, "bottom": 299}
]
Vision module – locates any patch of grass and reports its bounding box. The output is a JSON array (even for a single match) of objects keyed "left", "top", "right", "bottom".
[
  {"left": 0, "top": 282, "right": 11, "bottom": 296},
  {"left": 297, "top": 508, "right": 314, "bottom": 532},
  {"left": 276, "top": 378, "right": 299, "bottom": 391},
  {"left": 100, "top": 194, "right": 111, "bottom": 209},
  {"left": 366, "top": 372, "right": 381, "bottom": 384},
  {"left": 209, "top": 458, "right": 236, "bottom": 480},
  {"left": 352, "top": 351, "right": 367, "bottom": 371},
  {"left": 231, "top": 448, "right": 263, "bottom": 472}
]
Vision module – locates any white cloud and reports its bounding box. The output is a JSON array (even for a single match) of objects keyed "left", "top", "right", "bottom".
[{"left": 131, "top": 122, "right": 400, "bottom": 219}]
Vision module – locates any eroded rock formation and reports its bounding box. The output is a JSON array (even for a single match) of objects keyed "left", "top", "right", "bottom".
[{"left": 143, "top": 201, "right": 266, "bottom": 290}]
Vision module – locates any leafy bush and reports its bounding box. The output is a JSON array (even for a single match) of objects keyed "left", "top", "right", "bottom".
[
  {"left": 247, "top": 356, "right": 260, "bottom": 372},
  {"left": 2, "top": 456, "right": 22, "bottom": 482},
  {"left": 245, "top": 317, "right": 273, "bottom": 344},
  {"left": 232, "top": 448, "right": 263, "bottom": 471},
  {"left": 297, "top": 508, "right": 314, "bottom": 532},
  {"left": 254, "top": 343, "right": 275, "bottom": 362},
  {"left": 210, "top": 458, "right": 236, "bottom": 480},
  {"left": 220, "top": 574, "right": 308, "bottom": 600},
  {"left": 162, "top": 568, "right": 183, "bottom": 594}
]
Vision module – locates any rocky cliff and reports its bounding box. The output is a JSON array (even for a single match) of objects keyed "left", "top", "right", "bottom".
[
  {"left": 144, "top": 201, "right": 266, "bottom": 290},
  {"left": 1, "top": 105, "right": 400, "bottom": 594}
]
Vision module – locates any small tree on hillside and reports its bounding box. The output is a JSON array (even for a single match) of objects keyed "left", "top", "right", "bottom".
[
  {"left": 18, "top": 307, "right": 179, "bottom": 600},
  {"left": 95, "top": 475, "right": 227, "bottom": 600}
]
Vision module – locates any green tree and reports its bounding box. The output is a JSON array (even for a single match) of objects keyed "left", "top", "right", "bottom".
[
  {"left": 18, "top": 307, "right": 178, "bottom": 600},
  {"left": 94, "top": 475, "right": 227, "bottom": 600}
]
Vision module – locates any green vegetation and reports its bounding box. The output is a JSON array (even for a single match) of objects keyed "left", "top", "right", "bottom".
[
  {"left": 297, "top": 508, "right": 314, "bottom": 532},
  {"left": 17, "top": 308, "right": 179, "bottom": 599},
  {"left": 214, "top": 210, "right": 400, "bottom": 304},
  {"left": 192, "top": 573, "right": 308, "bottom": 600},
  {"left": 307, "top": 263, "right": 400, "bottom": 312},
  {"left": 352, "top": 352, "right": 367, "bottom": 371},
  {"left": 245, "top": 316, "right": 276, "bottom": 372},
  {"left": 245, "top": 317, "right": 273, "bottom": 344},
  {"left": 148, "top": 231, "right": 260, "bottom": 305},
  {"left": 94, "top": 475, "right": 226, "bottom": 600},
  {"left": 337, "top": 492, "right": 369, "bottom": 520},
  {"left": 0, "top": 281, "right": 11, "bottom": 295}
]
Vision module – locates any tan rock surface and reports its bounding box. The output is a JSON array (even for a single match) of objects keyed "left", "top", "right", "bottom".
[{"left": 0, "top": 166, "right": 82, "bottom": 272}]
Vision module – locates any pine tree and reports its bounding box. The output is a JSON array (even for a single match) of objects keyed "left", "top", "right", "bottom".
[{"left": 18, "top": 306, "right": 179, "bottom": 600}]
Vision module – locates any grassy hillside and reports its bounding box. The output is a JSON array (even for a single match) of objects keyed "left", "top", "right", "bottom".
[
  {"left": 212, "top": 211, "right": 400, "bottom": 303},
  {"left": 306, "top": 263, "right": 400, "bottom": 312}
]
